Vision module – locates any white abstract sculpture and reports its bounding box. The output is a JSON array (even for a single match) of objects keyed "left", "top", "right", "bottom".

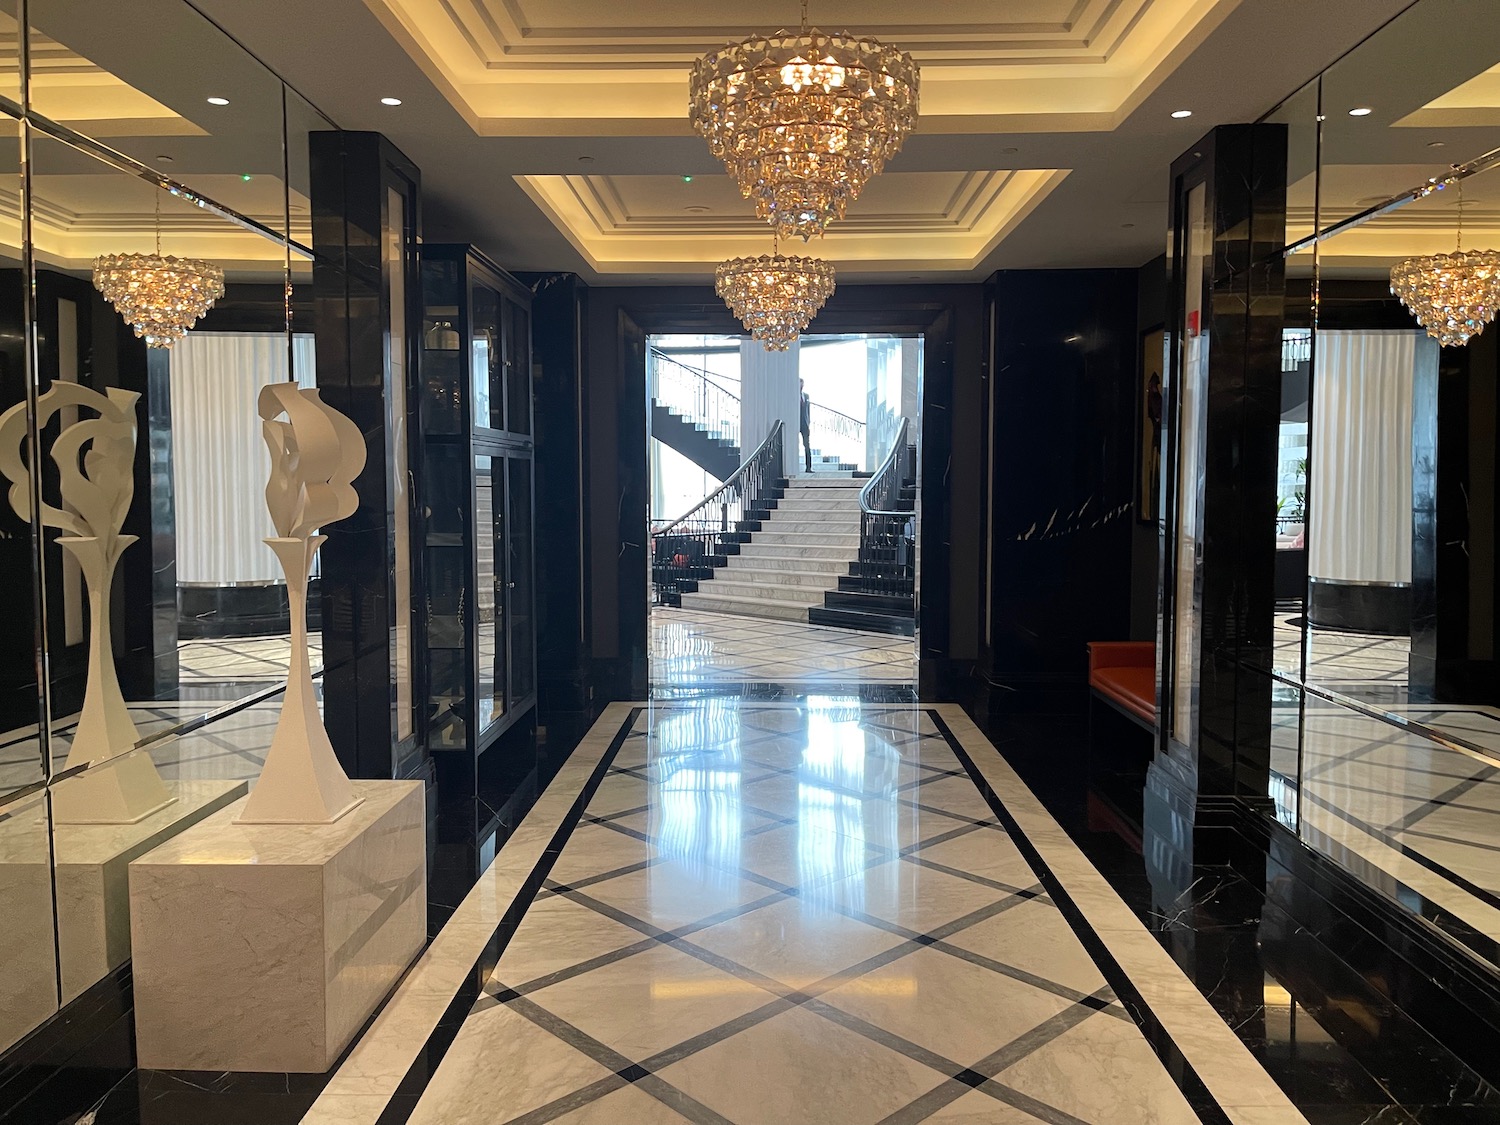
[
  {"left": 0, "top": 384, "right": 173, "bottom": 823},
  {"left": 236, "top": 383, "right": 365, "bottom": 824}
]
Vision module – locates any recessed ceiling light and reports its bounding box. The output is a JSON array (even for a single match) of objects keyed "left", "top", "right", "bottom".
[
  {"left": 154, "top": 154, "right": 173, "bottom": 164},
  {"left": 1121, "top": 222, "right": 1135, "bottom": 229},
  {"left": 207, "top": 96, "right": 229, "bottom": 106},
  {"left": 1428, "top": 140, "right": 1446, "bottom": 148},
  {"left": 380, "top": 96, "right": 402, "bottom": 106},
  {"left": 684, "top": 205, "right": 710, "bottom": 213},
  {"left": 998, "top": 146, "right": 1018, "bottom": 154},
  {"left": 1171, "top": 109, "right": 1193, "bottom": 119},
  {"left": 1348, "top": 106, "right": 1373, "bottom": 117},
  {"left": 577, "top": 155, "right": 595, "bottom": 164}
]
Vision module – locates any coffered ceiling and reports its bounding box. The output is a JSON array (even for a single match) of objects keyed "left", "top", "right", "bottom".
[
  {"left": 364, "top": 0, "right": 1239, "bottom": 134},
  {"left": 32, "top": 0, "right": 1426, "bottom": 285}
]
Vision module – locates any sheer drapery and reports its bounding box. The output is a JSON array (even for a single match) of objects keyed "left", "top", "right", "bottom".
[
  {"left": 170, "top": 333, "right": 316, "bottom": 585},
  {"left": 1309, "top": 329, "right": 1435, "bottom": 584}
]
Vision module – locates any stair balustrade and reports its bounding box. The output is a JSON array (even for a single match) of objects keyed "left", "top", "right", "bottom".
[
  {"left": 650, "top": 348, "right": 741, "bottom": 449},
  {"left": 650, "top": 421, "right": 785, "bottom": 606},
  {"left": 857, "top": 416, "right": 916, "bottom": 601}
]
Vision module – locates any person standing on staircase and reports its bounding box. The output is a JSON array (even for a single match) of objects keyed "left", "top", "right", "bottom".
[{"left": 799, "top": 380, "right": 812, "bottom": 473}]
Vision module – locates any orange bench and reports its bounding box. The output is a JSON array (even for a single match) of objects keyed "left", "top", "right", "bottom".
[{"left": 1087, "top": 641, "right": 1157, "bottom": 728}]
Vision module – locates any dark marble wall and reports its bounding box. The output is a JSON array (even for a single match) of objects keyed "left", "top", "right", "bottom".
[
  {"left": 1133, "top": 256, "right": 1167, "bottom": 642},
  {"left": 981, "top": 268, "right": 1141, "bottom": 691}
]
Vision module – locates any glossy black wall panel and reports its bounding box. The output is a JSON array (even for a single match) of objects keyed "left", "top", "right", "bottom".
[
  {"left": 983, "top": 268, "right": 1139, "bottom": 688},
  {"left": 310, "top": 130, "right": 422, "bottom": 779}
]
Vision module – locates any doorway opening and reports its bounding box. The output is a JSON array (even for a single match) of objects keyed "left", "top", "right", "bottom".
[{"left": 645, "top": 332, "right": 922, "bottom": 690}]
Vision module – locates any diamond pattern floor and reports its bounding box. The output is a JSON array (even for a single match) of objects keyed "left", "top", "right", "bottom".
[{"left": 406, "top": 702, "right": 1206, "bottom": 1125}]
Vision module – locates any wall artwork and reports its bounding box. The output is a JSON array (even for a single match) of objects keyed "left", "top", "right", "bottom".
[
  {"left": 235, "top": 382, "right": 366, "bottom": 824},
  {"left": 1138, "top": 326, "right": 1166, "bottom": 523}
]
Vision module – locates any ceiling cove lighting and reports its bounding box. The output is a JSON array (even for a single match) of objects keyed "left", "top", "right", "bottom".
[
  {"left": 1391, "top": 174, "right": 1500, "bottom": 347},
  {"left": 689, "top": 0, "right": 919, "bottom": 241},
  {"left": 715, "top": 243, "right": 836, "bottom": 351}
]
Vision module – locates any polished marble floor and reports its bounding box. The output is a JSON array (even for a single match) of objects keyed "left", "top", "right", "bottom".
[
  {"left": 299, "top": 701, "right": 1303, "bottom": 1125},
  {"left": 650, "top": 607, "right": 916, "bottom": 688},
  {"left": 1272, "top": 698, "right": 1500, "bottom": 965}
]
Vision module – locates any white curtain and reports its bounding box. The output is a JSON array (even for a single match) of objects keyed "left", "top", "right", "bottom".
[
  {"left": 740, "top": 339, "right": 801, "bottom": 475},
  {"left": 170, "top": 333, "right": 317, "bottom": 585},
  {"left": 1309, "top": 329, "right": 1434, "bottom": 584}
]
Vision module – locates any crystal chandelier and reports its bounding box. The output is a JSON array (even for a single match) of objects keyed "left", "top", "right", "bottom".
[
  {"left": 93, "top": 189, "right": 225, "bottom": 349},
  {"left": 689, "top": 0, "right": 919, "bottom": 242},
  {"left": 716, "top": 246, "right": 836, "bottom": 351},
  {"left": 1391, "top": 175, "right": 1500, "bottom": 347}
]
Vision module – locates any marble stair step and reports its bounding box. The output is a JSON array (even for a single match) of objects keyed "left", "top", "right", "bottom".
[
  {"left": 775, "top": 499, "right": 863, "bottom": 513},
  {"left": 699, "top": 577, "right": 833, "bottom": 603},
  {"left": 759, "top": 519, "right": 862, "bottom": 535},
  {"left": 749, "top": 532, "right": 861, "bottom": 549},
  {"left": 716, "top": 565, "right": 843, "bottom": 587},
  {"left": 677, "top": 592, "right": 810, "bottom": 623},
  {"left": 724, "top": 553, "right": 849, "bottom": 574},
  {"left": 737, "top": 543, "right": 856, "bottom": 560}
]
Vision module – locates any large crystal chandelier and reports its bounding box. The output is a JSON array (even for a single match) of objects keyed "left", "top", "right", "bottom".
[
  {"left": 689, "top": 0, "right": 919, "bottom": 241},
  {"left": 716, "top": 247, "right": 836, "bottom": 351},
  {"left": 1391, "top": 174, "right": 1500, "bottom": 347},
  {"left": 93, "top": 189, "right": 225, "bottom": 349}
]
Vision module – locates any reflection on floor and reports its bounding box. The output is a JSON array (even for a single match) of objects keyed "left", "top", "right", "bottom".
[
  {"left": 1273, "top": 614, "right": 1410, "bottom": 696},
  {"left": 178, "top": 632, "right": 314, "bottom": 684},
  {"left": 1272, "top": 697, "right": 1500, "bottom": 961},
  {"left": 650, "top": 607, "right": 916, "bottom": 687},
  {"left": 302, "top": 701, "right": 1302, "bottom": 1125}
]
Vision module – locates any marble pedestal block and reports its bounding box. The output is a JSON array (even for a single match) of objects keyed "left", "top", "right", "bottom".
[
  {"left": 129, "top": 780, "right": 425, "bottom": 1072},
  {"left": 54, "top": 776, "right": 249, "bottom": 1004},
  {"left": 0, "top": 791, "right": 59, "bottom": 1054}
]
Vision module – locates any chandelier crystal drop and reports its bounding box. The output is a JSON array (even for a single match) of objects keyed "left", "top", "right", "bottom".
[
  {"left": 93, "top": 188, "right": 225, "bottom": 349},
  {"left": 689, "top": 2, "right": 919, "bottom": 241},
  {"left": 1391, "top": 173, "right": 1500, "bottom": 347},
  {"left": 716, "top": 252, "right": 836, "bottom": 351}
]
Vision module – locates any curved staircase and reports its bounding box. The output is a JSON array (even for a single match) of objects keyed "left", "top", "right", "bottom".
[{"left": 678, "top": 476, "right": 863, "bottom": 622}]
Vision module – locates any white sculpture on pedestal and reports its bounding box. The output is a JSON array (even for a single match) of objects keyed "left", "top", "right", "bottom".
[
  {"left": 0, "top": 384, "right": 174, "bottom": 823},
  {"left": 235, "top": 383, "right": 366, "bottom": 824}
]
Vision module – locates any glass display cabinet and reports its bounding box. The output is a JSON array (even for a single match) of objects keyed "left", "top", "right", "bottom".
[{"left": 419, "top": 245, "right": 536, "bottom": 762}]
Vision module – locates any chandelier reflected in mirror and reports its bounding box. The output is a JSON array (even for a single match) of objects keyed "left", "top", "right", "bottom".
[
  {"left": 716, "top": 249, "right": 836, "bottom": 351},
  {"left": 689, "top": 1, "right": 919, "bottom": 242},
  {"left": 93, "top": 187, "right": 225, "bottom": 349},
  {"left": 1391, "top": 173, "right": 1500, "bottom": 348}
]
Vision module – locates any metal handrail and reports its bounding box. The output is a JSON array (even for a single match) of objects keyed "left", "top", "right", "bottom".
[
  {"left": 651, "top": 422, "right": 785, "bottom": 606},
  {"left": 651, "top": 347, "right": 742, "bottom": 448},
  {"left": 860, "top": 416, "right": 911, "bottom": 516},
  {"left": 650, "top": 348, "right": 741, "bottom": 401},
  {"left": 857, "top": 417, "right": 915, "bottom": 601}
]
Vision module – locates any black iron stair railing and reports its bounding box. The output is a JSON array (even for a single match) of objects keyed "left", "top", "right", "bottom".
[
  {"left": 856, "top": 416, "right": 916, "bottom": 601},
  {"left": 650, "top": 421, "right": 786, "bottom": 606}
]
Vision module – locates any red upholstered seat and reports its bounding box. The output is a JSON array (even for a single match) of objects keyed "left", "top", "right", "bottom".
[{"left": 1086, "top": 641, "right": 1157, "bottom": 726}]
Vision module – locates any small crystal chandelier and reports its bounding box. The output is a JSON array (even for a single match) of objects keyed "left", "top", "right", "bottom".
[
  {"left": 1391, "top": 174, "right": 1500, "bottom": 348},
  {"left": 94, "top": 188, "right": 225, "bottom": 349},
  {"left": 689, "top": 0, "right": 919, "bottom": 242},
  {"left": 716, "top": 241, "right": 836, "bottom": 351}
]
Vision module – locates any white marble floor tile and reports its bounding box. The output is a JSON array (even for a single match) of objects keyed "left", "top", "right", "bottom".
[
  {"left": 942, "top": 897, "right": 1109, "bottom": 996},
  {"left": 547, "top": 1083, "right": 695, "bottom": 1123}
]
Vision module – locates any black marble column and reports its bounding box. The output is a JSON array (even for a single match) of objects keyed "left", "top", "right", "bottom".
[
  {"left": 1411, "top": 328, "right": 1500, "bottom": 702},
  {"left": 310, "top": 130, "right": 424, "bottom": 780},
  {"left": 520, "top": 273, "right": 594, "bottom": 715},
  {"left": 1151, "top": 124, "right": 1287, "bottom": 881}
]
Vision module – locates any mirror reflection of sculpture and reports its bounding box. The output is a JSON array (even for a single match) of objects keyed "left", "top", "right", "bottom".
[
  {"left": 235, "top": 382, "right": 367, "bottom": 824},
  {"left": 0, "top": 384, "right": 176, "bottom": 823}
]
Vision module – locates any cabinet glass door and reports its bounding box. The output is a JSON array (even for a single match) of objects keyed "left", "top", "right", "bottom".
[
  {"left": 474, "top": 454, "right": 507, "bottom": 730},
  {"left": 504, "top": 295, "right": 531, "bottom": 436},
  {"left": 472, "top": 282, "right": 503, "bottom": 430},
  {"left": 506, "top": 456, "right": 535, "bottom": 703}
]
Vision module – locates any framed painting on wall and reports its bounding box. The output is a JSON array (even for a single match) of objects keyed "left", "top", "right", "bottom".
[{"left": 1138, "top": 326, "right": 1165, "bottom": 523}]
